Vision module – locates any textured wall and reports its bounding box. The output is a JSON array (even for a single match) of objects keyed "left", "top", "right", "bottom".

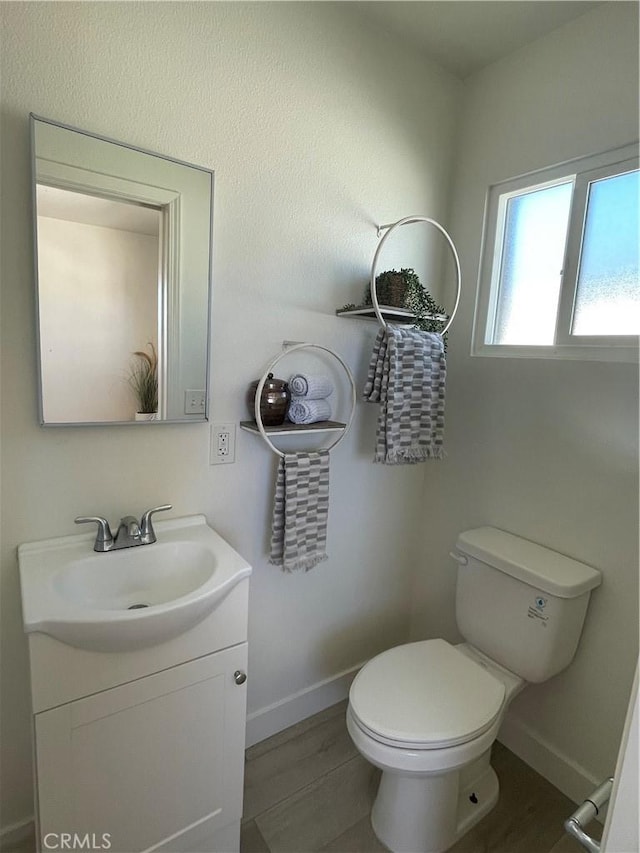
[{"left": 411, "top": 2, "right": 639, "bottom": 801}]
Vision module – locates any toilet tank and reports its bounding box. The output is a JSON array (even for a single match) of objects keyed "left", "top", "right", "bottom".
[{"left": 454, "top": 527, "right": 601, "bottom": 683}]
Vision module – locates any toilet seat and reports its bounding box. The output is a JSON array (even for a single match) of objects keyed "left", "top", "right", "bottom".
[{"left": 349, "top": 639, "right": 505, "bottom": 750}]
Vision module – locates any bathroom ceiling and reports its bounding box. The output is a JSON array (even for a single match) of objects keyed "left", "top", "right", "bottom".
[{"left": 352, "top": 1, "right": 607, "bottom": 78}]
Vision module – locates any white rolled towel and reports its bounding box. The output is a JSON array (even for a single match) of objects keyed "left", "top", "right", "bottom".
[
  {"left": 288, "top": 398, "right": 332, "bottom": 425},
  {"left": 289, "top": 373, "right": 334, "bottom": 399}
]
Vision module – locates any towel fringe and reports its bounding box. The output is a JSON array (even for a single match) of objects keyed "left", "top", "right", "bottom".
[
  {"left": 269, "top": 553, "right": 328, "bottom": 572},
  {"left": 376, "top": 447, "right": 445, "bottom": 464}
]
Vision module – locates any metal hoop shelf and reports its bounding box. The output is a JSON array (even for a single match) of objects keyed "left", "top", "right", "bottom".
[
  {"left": 240, "top": 343, "right": 356, "bottom": 458},
  {"left": 337, "top": 216, "right": 461, "bottom": 333}
]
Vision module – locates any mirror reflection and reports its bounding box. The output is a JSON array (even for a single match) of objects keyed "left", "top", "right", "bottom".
[{"left": 31, "top": 115, "right": 214, "bottom": 424}]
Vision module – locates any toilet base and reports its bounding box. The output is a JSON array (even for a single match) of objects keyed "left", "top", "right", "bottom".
[{"left": 370, "top": 751, "right": 499, "bottom": 853}]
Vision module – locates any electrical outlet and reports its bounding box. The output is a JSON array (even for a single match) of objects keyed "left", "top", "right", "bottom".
[
  {"left": 185, "top": 389, "right": 206, "bottom": 415},
  {"left": 210, "top": 423, "right": 236, "bottom": 465}
]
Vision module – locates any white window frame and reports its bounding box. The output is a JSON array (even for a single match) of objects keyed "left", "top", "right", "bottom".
[{"left": 472, "top": 143, "right": 639, "bottom": 362}]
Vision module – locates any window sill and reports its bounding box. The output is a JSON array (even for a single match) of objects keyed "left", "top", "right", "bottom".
[{"left": 471, "top": 342, "right": 638, "bottom": 363}]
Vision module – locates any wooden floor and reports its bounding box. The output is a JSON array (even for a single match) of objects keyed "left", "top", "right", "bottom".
[
  {"left": 241, "top": 700, "right": 599, "bottom": 853},
  {"left": 4, "top": 700, "right": 600, "bottom": 853}
]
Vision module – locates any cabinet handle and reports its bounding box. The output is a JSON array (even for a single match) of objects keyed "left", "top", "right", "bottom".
[{"left": 234, "top": 670, "right": 247, "bottom": 685}]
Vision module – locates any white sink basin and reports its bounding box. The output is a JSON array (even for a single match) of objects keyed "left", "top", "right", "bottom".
[{"left": 19, "top": 514, "right": 252, "bottom": 652}]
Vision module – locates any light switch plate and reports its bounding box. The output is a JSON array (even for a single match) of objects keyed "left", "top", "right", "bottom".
[{"left": 185, "top": 389, "right": 206, "bottom": 415}]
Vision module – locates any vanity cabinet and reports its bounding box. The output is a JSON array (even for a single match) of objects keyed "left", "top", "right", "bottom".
[
  {"left": 34, "top": 643, "right": 247, "bottom": 852},
  {"left": 23, "top": 570, "right": 252, "bottom": 853},
  {"left": 20, "top": 517, "right": 252, "bottom": 852}
]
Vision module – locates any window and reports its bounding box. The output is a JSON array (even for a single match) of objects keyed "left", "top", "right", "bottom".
[{"left": 473, "top": 143, "right": 639, "bottom": 360}]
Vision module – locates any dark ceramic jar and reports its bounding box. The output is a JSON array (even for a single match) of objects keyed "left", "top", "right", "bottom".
[{"left": 247, "top": 373, "right": 290, "bottom": 426}]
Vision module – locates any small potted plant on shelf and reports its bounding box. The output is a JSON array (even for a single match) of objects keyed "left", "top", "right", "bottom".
[
  {"left": 366, "top": 268, "right": 449, "bottom": 344},
  {"left": 367, "top": 269, "right": 411, "bottom": 308},
  {"left": 129, "top": 342, "right": 158, "bottom": 420}
]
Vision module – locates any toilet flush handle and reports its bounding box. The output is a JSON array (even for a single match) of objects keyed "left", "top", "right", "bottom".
[{"left": 449, "top": 551, "right": 468, "bottom": 566}]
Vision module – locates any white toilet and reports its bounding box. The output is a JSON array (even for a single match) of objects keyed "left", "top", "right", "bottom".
[{"left": 346, "top": 526, "right": 602, "bottom": 853}]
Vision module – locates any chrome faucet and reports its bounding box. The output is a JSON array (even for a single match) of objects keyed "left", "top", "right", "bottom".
[
  {"left": 115, "top": 516, "right": 142, "bottom": 548},
  {"left": 75, "top": 505, "right": 172, "bottom": 552}
]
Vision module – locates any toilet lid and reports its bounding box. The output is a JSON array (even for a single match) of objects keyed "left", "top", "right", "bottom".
[{"left": 349, "top": 639, "right": 505, "bottom": 749}]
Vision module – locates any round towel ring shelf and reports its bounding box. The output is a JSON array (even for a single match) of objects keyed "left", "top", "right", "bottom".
[
  {"left": 371, "top": 216, "right": 462, "bottom": 334},
  {"left": 253, "top": 343, "right": 356, "bottom": 459}
]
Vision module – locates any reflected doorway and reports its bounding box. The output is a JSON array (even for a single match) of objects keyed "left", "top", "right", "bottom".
[{"left": 36, "top": 186, "right": 166, "bottom": 422}]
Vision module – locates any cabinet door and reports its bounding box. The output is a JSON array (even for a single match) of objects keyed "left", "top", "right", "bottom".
[{"left": 35, "top": 643, "right": 248, "bottom": 853}]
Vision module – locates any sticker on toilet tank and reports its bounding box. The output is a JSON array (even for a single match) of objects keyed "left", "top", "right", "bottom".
[{"left": 527, "top": 594, "right": 549, "bottom": 627}]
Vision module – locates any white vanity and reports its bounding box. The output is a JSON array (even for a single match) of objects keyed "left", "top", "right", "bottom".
[{"left": 18, "top": 514, "right": 252, "bottom": 853}]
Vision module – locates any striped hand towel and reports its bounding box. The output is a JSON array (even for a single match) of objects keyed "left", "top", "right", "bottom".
[
  {"left": 269, "top": 451, "right": 330, "bottom": 571},
  {"left": 363, "top": 327, "right": 446, "bottom": 464}
]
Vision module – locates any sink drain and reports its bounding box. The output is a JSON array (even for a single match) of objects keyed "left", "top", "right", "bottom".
[{"left": 127, "top": 603, "right": 149, "bottom": 610}]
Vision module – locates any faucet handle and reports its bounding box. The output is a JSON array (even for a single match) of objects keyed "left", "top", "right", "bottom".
[
  {"left": 140, "top": 505, "right": 172, "bottom": 543},
  {"left": 75, "top": 516, "right": 114, "bottom": 551}
]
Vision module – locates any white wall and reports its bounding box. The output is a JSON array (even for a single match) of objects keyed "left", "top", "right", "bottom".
[
  {"left": 411, "top": 3, "right": 639, "bottom": 803},
  {"left": 38, "top": 217, "right": 158, "bottom": 422},
  {"left": 0, "top": 2, "right": 461, "bottom": 831}
]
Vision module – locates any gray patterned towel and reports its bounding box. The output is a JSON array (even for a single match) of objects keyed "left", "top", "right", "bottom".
[
  {"left": 269, "top": 451, "right": 330, "bottom": 571},
  {"left": 363, "top": 327, "right": 446, "bottom": 464}
]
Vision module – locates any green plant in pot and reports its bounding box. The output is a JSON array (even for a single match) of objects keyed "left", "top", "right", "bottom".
[
  {"left": 129, "top": 342, "right": 158, "bottom": 419},
  {"left": 365, "top": 268, "right": 449, "bottom": 346}
]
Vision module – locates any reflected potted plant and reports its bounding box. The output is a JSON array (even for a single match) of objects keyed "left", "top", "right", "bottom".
[{"left": 129, "top": 342, "right": 158, "bottom": 421}]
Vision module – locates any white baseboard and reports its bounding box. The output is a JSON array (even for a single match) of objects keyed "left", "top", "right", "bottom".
[
  {"left": 245, "top": 662, "right": 362, "bottom": 748},
  {"left": 0, "top": 816, "right": 35, "bottom": 851},
  {"left": 498, "top": 710, "right": 602, "bottom": 814}
]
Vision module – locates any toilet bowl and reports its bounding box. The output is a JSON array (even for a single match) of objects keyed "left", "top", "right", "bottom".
[
  {"left": 346, "top": 526, "right": 602, "bottom": 853},
  {"left": 347, "top": 639, "right": 523, "bottom": 853}
]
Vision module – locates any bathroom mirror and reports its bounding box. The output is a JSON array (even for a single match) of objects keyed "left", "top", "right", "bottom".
[{"left": 30, "top": 114, "right": 214, "bottom": 425}]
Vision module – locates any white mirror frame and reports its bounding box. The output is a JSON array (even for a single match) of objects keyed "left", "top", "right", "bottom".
[{"left": 30, "top": 114, "right": 214, "bottom": 426}]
